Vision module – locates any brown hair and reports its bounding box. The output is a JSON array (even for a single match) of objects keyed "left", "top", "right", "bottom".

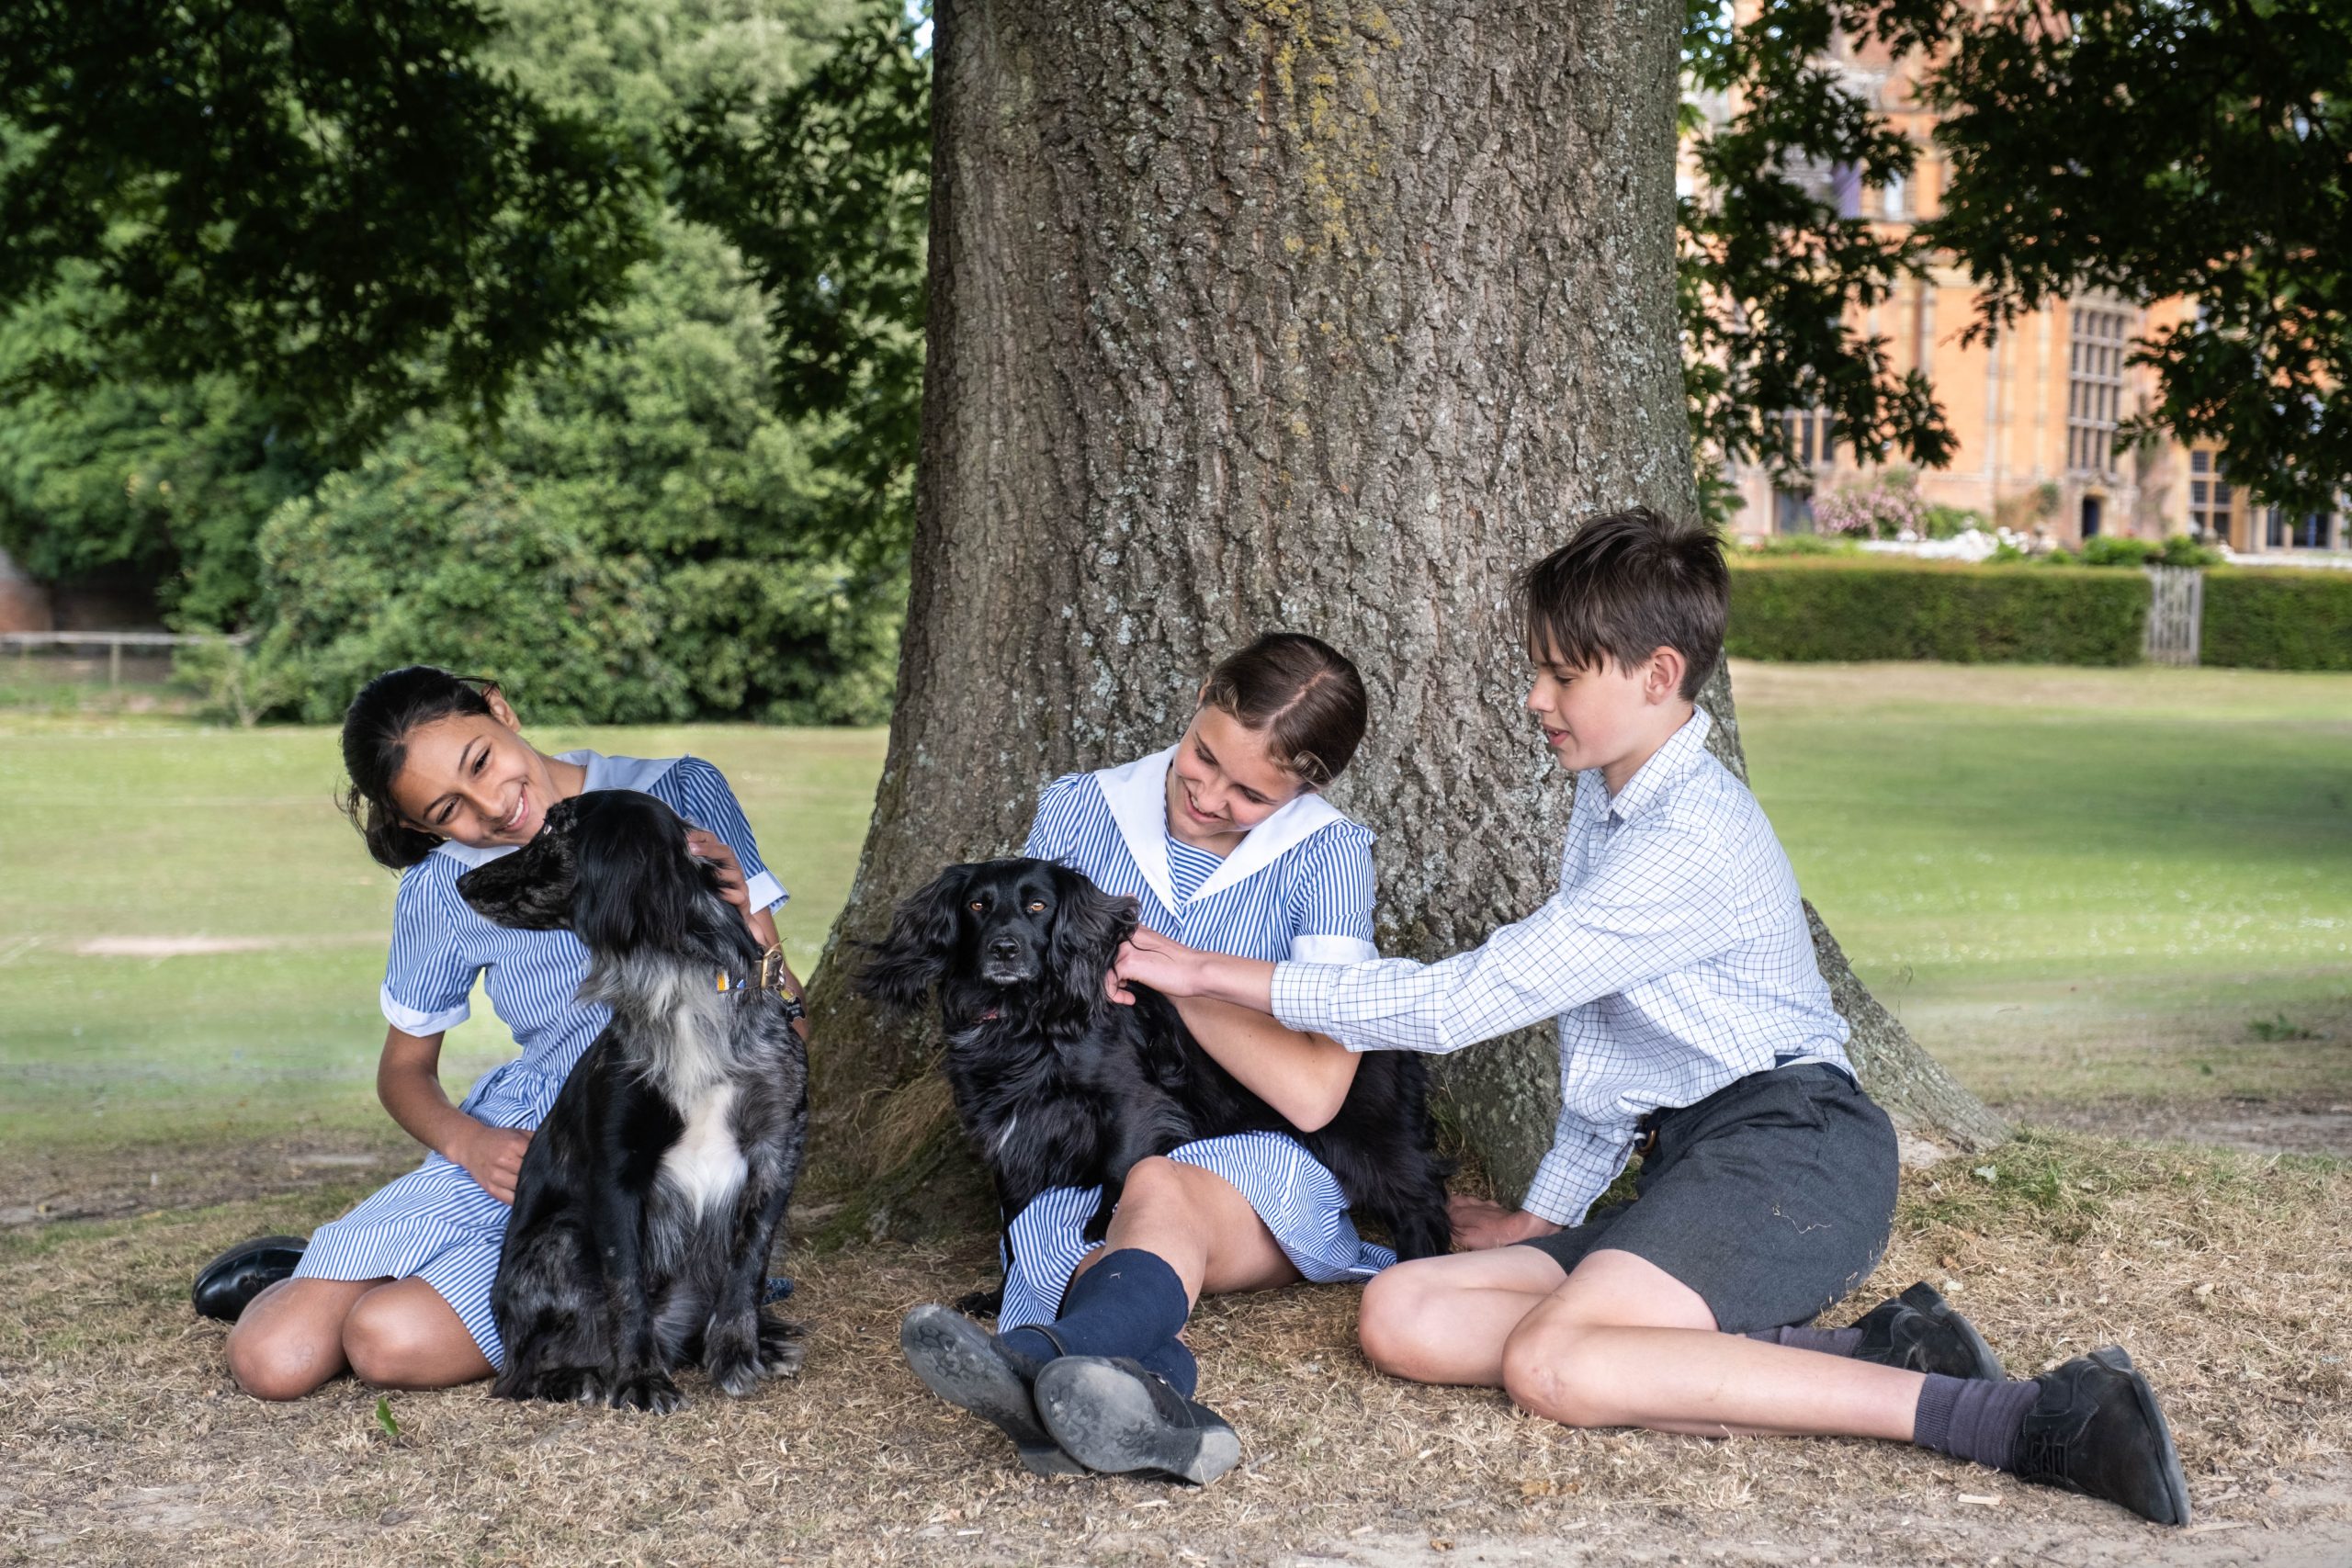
[
  {"left": 1517, "top": 507, "right": 1727, "bottom": 699},
  {"left": 338, "top": 666, "right": 503, "bottom": 870},
  {"left": 1197, "top": 633, "right": 1368, "bottom": 790}
]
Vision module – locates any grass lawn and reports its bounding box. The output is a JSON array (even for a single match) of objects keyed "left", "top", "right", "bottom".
[
  {"left": 1733, "top": 662, "right": 2352, "bottom": 1115},
  {"left": 0, "top": 718, "right": 886, "bottom": 1168},
  {"left": 3, "top": 660, "right": 2346, "bottom": 1176}
]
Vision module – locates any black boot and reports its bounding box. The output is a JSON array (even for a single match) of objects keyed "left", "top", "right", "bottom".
[
  {"left": 1851, "top": 1281, "right": 2006, "bottom": 1381},
  {"left": 1034, "top": 1355, "right": 1240, "bottom": 1485},
  {"left": 2011, "top": 1347, "right": 2192, "bottom": 1526},
  {"left": 190, "top": 1235, "right": 308, "bottom": 1323},
  {"left": 899, "top": 1304, "right": 1086, "bottom": 1477}
]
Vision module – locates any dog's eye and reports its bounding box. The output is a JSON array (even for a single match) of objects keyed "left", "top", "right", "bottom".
[
  {"left": 1027, "top": 901, "right": 1046, "bottom": 914},
  {"left": 967, "top": 899, "right": 985, "bottom": 913}
]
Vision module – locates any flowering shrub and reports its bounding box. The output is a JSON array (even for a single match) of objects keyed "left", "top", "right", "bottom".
[{"left": 1811, "top": 471, "right": 1929, "bottom": 539}]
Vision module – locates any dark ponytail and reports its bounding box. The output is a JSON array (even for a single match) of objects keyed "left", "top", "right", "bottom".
[
  {"left": 339, "top": 666, "right": 501, "bottom": 870},
  {"left": 1198, "top": 633, "right": 1368, "bottom": 790}
]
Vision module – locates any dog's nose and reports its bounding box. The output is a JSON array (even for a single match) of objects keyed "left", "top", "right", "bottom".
[{"left": 988, "top": 936, "right": 1019, "bottom": 959}]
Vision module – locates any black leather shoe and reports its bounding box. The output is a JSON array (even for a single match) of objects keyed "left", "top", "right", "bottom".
[
  {"left": 899, "top": 1304, "right": 1086, "bottom": 1477},
  {"left": 190, "top": 1235, "right": 308, "bottom": 1323},
  {"left": 1034, "top": 1355, "right": 1241, "bottom": 1485},
  {"left": 1851, "top": 1280, "right": 2006, "bottom": 1381},
  {"left": 2012, "top": 1347, "right": 2192, "bottom": 1526}
]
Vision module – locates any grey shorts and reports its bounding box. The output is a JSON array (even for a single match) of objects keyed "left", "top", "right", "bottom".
[{"left": 1514, "top": 1064, "right": 1899, "bottom": 1333}]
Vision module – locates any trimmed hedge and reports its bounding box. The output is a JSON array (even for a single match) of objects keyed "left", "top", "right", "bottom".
[
  {"left": 1727, "top": 557, "right": 2150, "bottom": 665},
  {"left": 2202, "top": 569, "right": 2352, "bottom": 671}
]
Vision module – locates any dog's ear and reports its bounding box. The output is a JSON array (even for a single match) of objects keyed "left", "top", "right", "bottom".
[
  {"left": 1046, "top": 867, "right": 1138, "bottom": 1005},
  {"left": 854, "top": 863, "right": 975, "bottom": 1011},
  {"left": 571, "top": 795, "right": 707, "bottom": 957},
  {"left": 456, "top": 796, "right": 584, "bottom": 931}
]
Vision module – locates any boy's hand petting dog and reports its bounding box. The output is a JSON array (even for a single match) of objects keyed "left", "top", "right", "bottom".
[
  {"left": 1448, "top": 1193, "right": 1561, "bottom": 1250},
  {"left": 453, "top": 1122, "right": 534, "bottom": 1206},
  {"left": 1106, "top": 925, "right": 1203, "bottom": 1005}
]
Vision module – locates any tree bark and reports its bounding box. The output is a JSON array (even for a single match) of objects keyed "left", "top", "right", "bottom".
[{"left": 802, "top": 0, "right": 2003, "bottom": 1235}]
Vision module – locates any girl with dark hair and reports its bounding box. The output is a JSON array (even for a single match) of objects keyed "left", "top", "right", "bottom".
[
  {"left": 900, "top": 631, "right": 1397, "bottom": 1484},
  {"left": 203, "top": 666, "right": 804, "bottom": 1400}
]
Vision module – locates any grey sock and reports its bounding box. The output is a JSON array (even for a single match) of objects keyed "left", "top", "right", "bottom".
[
  {"left": 1745, "top": 1325, "right": 1865, "bottom": 1357},
  {"left": 1912, "top": 1372, "right": 2043, "bottom": 1471}
]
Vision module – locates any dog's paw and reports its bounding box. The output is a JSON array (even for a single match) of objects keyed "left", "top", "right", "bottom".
[
  {"left": 754, "top": 1313, "right": 809, "bottom": 1380},
  {"left": 607, "top": 1370, "right": 685, "bottom": 1415},
  {"left": 707, "top": 1348, "right": 763, "bottom": 1400},
  {"left": 526, "top": 1366, "right": 606, "bottom": 1405},
  {"left": 954, "top": 1284, "right": 1004, "bottom": 1317}
]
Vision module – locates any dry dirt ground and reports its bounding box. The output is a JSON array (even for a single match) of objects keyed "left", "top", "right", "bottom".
[{"left": 4, "top": 1132, "right": 2349, "bottom": 1566}]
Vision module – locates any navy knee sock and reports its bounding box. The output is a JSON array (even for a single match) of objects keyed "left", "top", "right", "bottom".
[
  {"left": 1912, "top": 1373, "right": 2042, "bottom": 1471},
  {"left": 1000, "top": 1249, "right": 1196, "bottom": 1393},
  {"left": 1745, "top": 1325, "right": 1864, "bottom": 1356}
]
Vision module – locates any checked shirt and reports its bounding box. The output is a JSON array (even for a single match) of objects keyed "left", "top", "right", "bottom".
[{"left": 1270, "top": 708, "right": 1853, "bottom": 1227}]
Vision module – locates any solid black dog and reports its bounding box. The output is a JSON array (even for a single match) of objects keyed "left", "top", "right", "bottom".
[
  {"left": 457, "top": 790, "right": 808, "bottom": 1413},
  {"left": 856, "top": 857, "right": 1453, "bottom": 1263}
]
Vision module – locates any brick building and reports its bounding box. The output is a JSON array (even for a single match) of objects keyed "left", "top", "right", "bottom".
[{"left": 1702, "top": 20, "right": 2345, "bottom": 555}]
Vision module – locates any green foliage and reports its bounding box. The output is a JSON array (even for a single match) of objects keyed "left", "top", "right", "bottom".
[
  {"left": 2161, "top": 535, "right": 2225, "bottom": 570},
  {"left": 1680, "top": 1, "right": 1953, "bottom": 511},
  {"left": 2201, "top": 570, "right": 2352, "bottom": 671},
  {"left": 1725, "top": 557, "right": 2150, "bottom": 664},
  {"left": 1868, "top": 0, "right": 2352, "bottom": 515},
  {"left": 1746, "top": 533, "right": 1856, "bottom": 557},
  {"left": 2057, "top": 536, "right": 2221, "bottom": 570},
  {"left": 1694, "top": 1, "right": 2352, "bottom": 514},
  {"left": 1921, "top": 505, "right": 1982, "bottom": 540},
  {"left": 248, "top": 442, "right": 681, "bottom": 725},
  {"left": 0, "top": 268, "right": 322, "bottom": 629},
  {"left": 483, "top": 0, "right": 858, "bottom": 141},
  {"left": 0, "top": 0, "right": 654, "bottom": 449},
  {"left": 672, "top": 1, "right": 931, "bottom": 566},
  {"left": 246, "top": 220, "right": 901, "bottom": 725}
]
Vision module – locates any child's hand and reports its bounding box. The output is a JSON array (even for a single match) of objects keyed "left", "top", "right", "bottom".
[
  {"left": 1448, "top": 1193, "right": 1560, "bottom": 1250},
  {"left": 454, "top": 1122, "right": 533, "bottom": 1205},
  {"left": 684, "top": 829, "right": 750, "bottom": 913},
  {"left": 1108, "top": 927, "right": 1204, "bottom": 1005}
]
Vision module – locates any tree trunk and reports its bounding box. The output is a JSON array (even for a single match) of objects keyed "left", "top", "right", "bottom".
[{"left": 801, "top": 0, "right": 2003, "bottom": 1236}]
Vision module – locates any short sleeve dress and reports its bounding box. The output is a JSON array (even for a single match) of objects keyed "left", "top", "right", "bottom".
[
  {"left": 290, "top": 750, "right": 786, "bottom": 1367},
  {"left": 997, "top": 744, "right": 1391, "bottom": 1330}
]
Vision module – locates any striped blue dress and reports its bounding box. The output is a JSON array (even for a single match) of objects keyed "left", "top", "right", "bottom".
[
  {"left": 997, "top": 744, "right": 1393, "bottom": 1331},
  {"left": 291, "top": 751, "right": 786, "bottom": 1367}
]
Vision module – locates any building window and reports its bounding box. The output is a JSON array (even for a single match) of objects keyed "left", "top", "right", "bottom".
[
  {"left": 2188, "top": 447, "right": 2233, "bottom": 539},
  {"left": 1774, "top": 489, "right": 1816, "bottom": 535},
  {"left": 1776, "top": 410, "right": 1837, "bottom": 468},
  {"left": 2067, "top": 308, "right": 2128, "bottom": 478},
  {"left": 1882, "top": 173, "right": 1907, "bottom": 221}
]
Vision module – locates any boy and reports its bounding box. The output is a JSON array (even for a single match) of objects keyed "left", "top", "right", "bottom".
[{"left": 1108, "top": 507, "right": 2188, "bottom": 1524}]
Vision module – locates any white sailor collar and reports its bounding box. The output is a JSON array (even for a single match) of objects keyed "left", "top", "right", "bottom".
[
  {"left": 1092, "top": 744, "right": 1355, "bottom": 911},
  {"left": 430, "top": 750, "right": 679, "bottom": 870}
]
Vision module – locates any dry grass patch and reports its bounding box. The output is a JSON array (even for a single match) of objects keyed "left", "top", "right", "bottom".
[{"left": 2, "top": 1134, "right": 2346, "bottom": 1565}]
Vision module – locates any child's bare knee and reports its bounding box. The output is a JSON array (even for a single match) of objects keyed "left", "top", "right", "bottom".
[
  {"left": 1358, "top": 1266, "right": 1441, "bottom": 1375},
  {"left": 1499, "top": 1324, "right": 1611, "bottom": 1427},
  {"left": 341, "top": 1293, "right": 443, "bottom": 1387},
  {"left": 226, "top": 1323, "right": 333, "bottom": 1402},
  {"left": 1118, "top": 1156, "right": 1189, "bottom": 1205}
]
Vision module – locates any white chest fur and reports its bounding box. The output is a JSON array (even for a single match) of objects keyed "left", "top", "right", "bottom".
[{"left": 658, "top": 1081, "right": 748, "bottom": 1213}]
